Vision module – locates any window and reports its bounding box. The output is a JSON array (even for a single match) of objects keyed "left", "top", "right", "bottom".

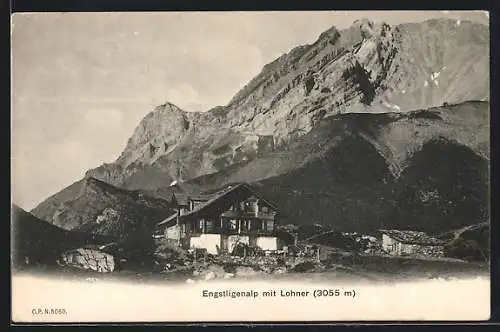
[
  {"left": 266, "top": 220, "right": 274, "bottom": 232},
  {"left": 246, "top": 202, "right": 255, "bottom": 213},
  {"left": 206, "top": 220, "right": 213, "bottom": 232},
  {"left": 229, "top": 219, "right": 237, "bottom": 230},
  {"left": 261, "top": 206, "right": 269, "bottom": 214}
]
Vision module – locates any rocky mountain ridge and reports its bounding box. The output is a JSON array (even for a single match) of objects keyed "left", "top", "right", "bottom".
[
  {"left": 83, "top": 18, "right": 489, "bottom": 190},
  {"left": 31, "top": 18, "right": 490, "bottom": 233},
  {"left": 31, "top": 177, "right": 174, "bottom": 232},
  {"left": 182, "top": 101, "right": 490, "bottom": 232}
]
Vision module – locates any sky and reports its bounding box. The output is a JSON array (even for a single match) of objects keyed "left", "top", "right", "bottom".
[{"left": 11, "top": 10, "right": 489, "bottom": 211}]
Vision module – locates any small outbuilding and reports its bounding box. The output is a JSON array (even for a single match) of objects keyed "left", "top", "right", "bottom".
[{"left": 379, "top": 229, "right": 446, "bottom": 257}]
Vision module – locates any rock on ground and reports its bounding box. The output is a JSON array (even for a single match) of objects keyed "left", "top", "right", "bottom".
[{"left": 61, "top": 247, "right": 115, "bottom": 272}]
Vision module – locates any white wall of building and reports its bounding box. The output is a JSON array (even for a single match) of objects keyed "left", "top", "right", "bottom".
[
  {"left": 255, "top": 236, "right": 279, "bottom": 251},
  {"left": 189, "top": 234, "right": 222, "bottom": 255}
]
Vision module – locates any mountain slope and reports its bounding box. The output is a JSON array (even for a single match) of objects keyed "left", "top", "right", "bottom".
[
  {"left": 441, "top": 222, "right": 490, "bottom": 261},
  {"left": 31, "top": 18, "right": 490, "bottom": 233},
  {"left": 82, "top": 18, "right": 489, "bottom": 190},
  {"left": 178, "top": 101, "right": 488, "bottom": 190},
  {"left": 175, "top": 101, "right": 489, "bottom": 233},
  {"left": 11, "top": 205, "right": 110, "bottom": 267},
  {"left": 31, "top": 177, "right": 174, "bottom": 232}
]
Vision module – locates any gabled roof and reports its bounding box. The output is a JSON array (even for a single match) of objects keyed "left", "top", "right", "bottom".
[
  {"left": 379, "top": 229, "right": 446, "bottom": 246},
  {"left": 156, "top": 183, "right": 278, "bottom": 227},
  {"left": 181, "top": 183, "right": 280, "bottom": 220},
  {"left": 156, "top": 213, "right": 178, "bottom": 227},
  {"left": 166, "top": 192, "right": 214, "bottom": 207},
  {"left": 157, "top": 183, "right": 281, "bottom": 228},
  {"left": 166, "top": 192, "right": 188, "bottom": 206},
  {"left": 189, "top": 194, "right": 213, "bottom": 201}
]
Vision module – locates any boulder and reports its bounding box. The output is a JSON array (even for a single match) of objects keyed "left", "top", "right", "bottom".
[{"left": 61, "top": 247, "right": 115, "bottom": 272}]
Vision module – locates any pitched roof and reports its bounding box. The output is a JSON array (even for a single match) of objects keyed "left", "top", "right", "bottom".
[
  {"left": 188, "top": 194, "right": 214, "bottom": 201},
  {"left": 157, "top": 183, "right": 280, "bottom": 228},
  {"left": 181, "top": 183, "right": 279, "bottom": 219},
  {"left": 156, "top": 213, "right": 178, "bottom": 227},
  {"left": 166, "top": 191, "right": 214, "bottom": 207},
  {"left": 379, "top": 229, "right": 446, "bottom": 246}
]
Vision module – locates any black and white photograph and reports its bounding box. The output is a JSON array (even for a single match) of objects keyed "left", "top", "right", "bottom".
[{"left": 11, "top": 10, "right": 491, "bottom": 322}]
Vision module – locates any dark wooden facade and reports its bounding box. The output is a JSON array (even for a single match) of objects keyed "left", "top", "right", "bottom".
[
  {"left": 157, "top": 183, "right": 281, "bottom": 248},
  {"left": 180, "top": 195, "right": 277, "bottom": 237}
]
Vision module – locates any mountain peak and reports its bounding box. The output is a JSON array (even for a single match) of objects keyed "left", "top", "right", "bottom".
[
  {"left": 352, "top": 18, "right": 375, "bottom": 28},
  {"left": 351, "top": 18, "right": 376, "bottom": 37},
  {"left": 111, "top": 101, "right": 192, "bottom": 168},
  {"left": 55, "top": 19, "right": 488, "bottom": 214},
  {"left": 153, "top": 101, "right": 185, "bottom": 113},
  {"left": 317, "top": 25, "right": 341, "bottom": 41}
]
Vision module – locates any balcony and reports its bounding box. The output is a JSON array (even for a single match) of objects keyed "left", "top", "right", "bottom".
[
  {"left": 188, "top": 229, "right": 276, "bottom": 237},
  {"left": 220, "top": 210, "right": 276, "bottom": 220}
]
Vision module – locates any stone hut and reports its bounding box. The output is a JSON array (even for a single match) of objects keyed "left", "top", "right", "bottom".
[{"left": 379, "top": 229, "right": 446, "bottom": 257}]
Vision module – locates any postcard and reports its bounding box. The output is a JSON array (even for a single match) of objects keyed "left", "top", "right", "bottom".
[{"left": 10, "top": 10, "right": 491, "bottom": 323}]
